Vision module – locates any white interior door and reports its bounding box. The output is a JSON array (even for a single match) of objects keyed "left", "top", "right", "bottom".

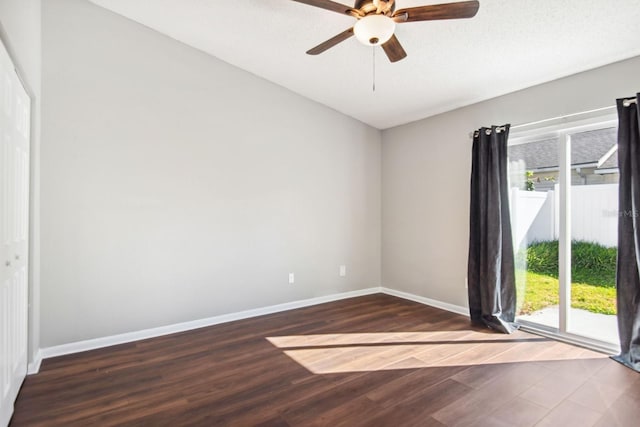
[{"left": 0, "top": 39, "right": 30, "bottom": 427}]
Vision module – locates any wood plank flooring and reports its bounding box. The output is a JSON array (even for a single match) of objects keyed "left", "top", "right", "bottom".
[{"left": 10, "top": 294, "right": 640, "bottom": 426}]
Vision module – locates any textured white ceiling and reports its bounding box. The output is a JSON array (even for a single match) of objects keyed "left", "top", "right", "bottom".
[{"left": 87, "top": 0, "right": 640, "bottom": 129}]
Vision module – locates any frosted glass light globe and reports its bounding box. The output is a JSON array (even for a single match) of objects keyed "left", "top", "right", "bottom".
[{"left": 354, "top": 15, "right": 396, "bottom": 46}]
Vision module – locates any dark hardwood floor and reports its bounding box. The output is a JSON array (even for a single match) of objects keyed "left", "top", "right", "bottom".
[{"left": 11, "top": 294, "right": 640, "bottom": 426}]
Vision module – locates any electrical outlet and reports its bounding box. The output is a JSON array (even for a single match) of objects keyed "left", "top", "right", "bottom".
[
  {"left": 289, "top": 273, "right": 295, "bottom": 284},
  {"left": 339, "top": 265, "right": 346, "bottom": 277}
]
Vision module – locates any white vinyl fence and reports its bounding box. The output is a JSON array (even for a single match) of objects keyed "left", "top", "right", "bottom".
[{"left": 511, "top": 183, "right": 618, "bottom": 249}]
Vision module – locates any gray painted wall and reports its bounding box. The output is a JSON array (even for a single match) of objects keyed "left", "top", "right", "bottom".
[
  {"left": 41, "top": 0, "right": 381, "bottom": 347},
  {"left": 0, "top": 0, "right": 41, "bottom": 367},
  {"left": 382, "top": 55, "right": 640, "bottom": 309},
  {"left": 13, "top": 0, "right": 640, "bottom": 352}
]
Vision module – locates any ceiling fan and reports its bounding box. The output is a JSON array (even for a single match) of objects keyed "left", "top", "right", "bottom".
[{"left": 291, "top": 0, "right": 480, "bottom": 62}]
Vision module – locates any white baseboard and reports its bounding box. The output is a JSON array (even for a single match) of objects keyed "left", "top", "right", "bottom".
[
  {"left": 30, "top": 286, "right": 470, "bottom": 375},
  {"left": 27, "top": 349, "right": 42, "bottom": 375},
  {"left": 381, "top": 287, "right": 470, "bottom": 317},
  {"left": 33, "top": 287, "right": 382, "bottom": 373}
]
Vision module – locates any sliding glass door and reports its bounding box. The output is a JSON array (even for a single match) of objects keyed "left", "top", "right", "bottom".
[
  {"left": 567, "top": 127, "right": 618, "bottom": 344},
  {"left": 508, "top": 117, "right": 619, "bottom": 352}
]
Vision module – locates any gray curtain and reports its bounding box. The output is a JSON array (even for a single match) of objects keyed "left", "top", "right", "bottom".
[
  {"left": 467, "top": 125, "right": 518, "bottom": 334},
  {"left": 612, "top": 94, "right": 640, "bottom": 372}
]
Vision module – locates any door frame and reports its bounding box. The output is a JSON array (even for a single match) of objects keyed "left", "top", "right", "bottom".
[
  {"left": 0, "top": 29, "right": 32, "bottom": 427},
  {"left": 509, "top": 113, "right": 620, "bottom": 354}
]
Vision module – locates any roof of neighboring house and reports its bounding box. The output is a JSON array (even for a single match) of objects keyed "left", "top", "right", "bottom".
[
  {"left": 598, "top": 148, "right": 618, "bottom": 170},
  {"left": 509, "top": 127, "right": 618, "bottom": 172}
]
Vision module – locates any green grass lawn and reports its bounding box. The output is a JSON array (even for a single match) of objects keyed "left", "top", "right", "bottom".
[
  {"left": 516, "top": 271, "right": 617, "bottom": 316},
  {"left": 516, "top": 240, "right": 617, "bottom": 316}
]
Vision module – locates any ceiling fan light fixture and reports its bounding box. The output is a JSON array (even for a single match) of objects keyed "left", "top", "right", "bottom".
[{"left": 353, "top": 15, "right": 396, "bottom": 46}]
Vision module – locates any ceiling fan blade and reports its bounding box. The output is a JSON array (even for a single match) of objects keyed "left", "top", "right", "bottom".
[
  {"left": 381, "top": 34, "right": 407, "bottom": 63},
  {"left": 393, "top": 0, "right": 479, "bottom": 23},
  {"left": 307, "top": 28, "right": 354, "bottom": 55},
  {"left": 291, "top": 0, "right": 356, "bottom": 16}
]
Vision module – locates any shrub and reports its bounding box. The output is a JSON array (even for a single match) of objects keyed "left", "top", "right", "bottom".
[
  {"left": 525, "top": 240, "right": 616, "bottom": 287},
  {"left": 525, "top": 240, "right": 558, "bottom": 276}
]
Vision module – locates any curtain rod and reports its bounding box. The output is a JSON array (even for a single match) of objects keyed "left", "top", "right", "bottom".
[
  {"left": 469, "top": 99, "right": 636, "bottom": 139},
  {"left": 468, "top": 105, "right": 617, "bottom": 139}
]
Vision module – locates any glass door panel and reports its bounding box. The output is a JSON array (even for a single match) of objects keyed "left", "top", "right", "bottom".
[
  {"left": 508, "top": 137, "right": 561, "bottom": 331},
  {"left": 568, "top": 127, "right": 619, "bottom": 345}
]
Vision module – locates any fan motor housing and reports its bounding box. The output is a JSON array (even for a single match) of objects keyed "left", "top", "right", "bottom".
[{"left": 354, "top": 0, "right": 396, "bottom": 16}]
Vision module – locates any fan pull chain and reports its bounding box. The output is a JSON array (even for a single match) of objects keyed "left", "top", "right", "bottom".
[{"left": 372, "top": 47, "right": 376, "bottom": 92}]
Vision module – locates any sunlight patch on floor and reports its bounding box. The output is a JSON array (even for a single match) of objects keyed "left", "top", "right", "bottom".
[
  {"left": 267, "top": 330, "right": 512, "bottom": 348},
  {"left": 267, "top": 331, "right": 608, "bottom": 374}
]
